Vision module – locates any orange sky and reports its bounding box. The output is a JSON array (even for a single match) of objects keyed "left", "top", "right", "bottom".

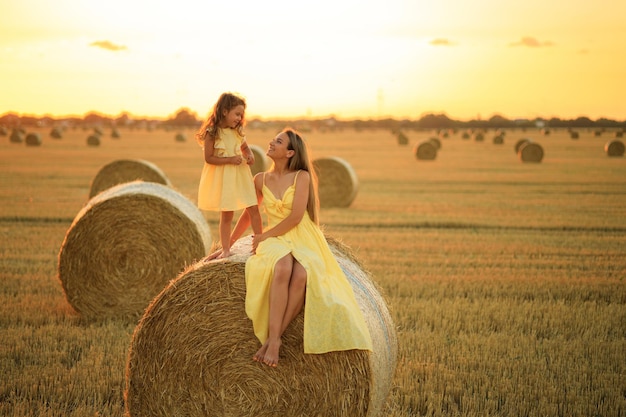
[{"left": 1, "top": 0, "right": 625, "bottom": 121}]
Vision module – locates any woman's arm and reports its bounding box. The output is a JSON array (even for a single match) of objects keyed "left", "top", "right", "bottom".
[
  {"left": 254, "top": 171, "right": 309, "bottom": 248},
  {"left": 204, "top": 132, "right": 243, "bottom": 165}
]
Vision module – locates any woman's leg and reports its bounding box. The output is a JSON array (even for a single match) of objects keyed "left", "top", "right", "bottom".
[
  {"left": 258, "top": 254, "right": 293, "bottom": 367},
  {"left": 218, "top": 210, "right": 234, "bottom": 258},
  {"left": 255, "top": 257, "right": 307, "bottom": 366}
]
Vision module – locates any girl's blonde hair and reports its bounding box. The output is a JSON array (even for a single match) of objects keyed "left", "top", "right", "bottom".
[
  {"left": 283, "top": 127, "right": 319, "bottom": 224},
  {"left": 196, "top": 92, "right": 246, "bottom": 146}
]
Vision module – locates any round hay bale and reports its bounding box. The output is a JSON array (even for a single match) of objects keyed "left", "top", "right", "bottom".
[
  {"left": 428, "top": 137, "right": 441, "bottom": 150},
  {"left": 518, "top": 141, "right": 544, "bottom": 163},
  {"left": 594, "top": 130, "right": 602, "bottom": 137},
  {"left": 50, "top": 127, "right": 63, "bottom": 139},
  {"left": 473, "top": 132, "right": 485, "bottom": 142},
  {"left": 514, "top": 138, "right": 532, "bottom": 154},
  {"left": 0, "top": 126, "right": 7, "bottom": 136},
  {"left": 25, "top": 132, "right": 42, "bottom": 147},
  {"left": 10, "top": 129, "right": 24, "bottom": 143},
  {"left": 570, "top": 131, "right": 579, "bottom": 139},
  {"left": 87, "top": 134, "right": 100, "bottom": 147},
  {"left": 396, "top": 131, "right": 409, "bottom": 145},
  {"left": 605, "top": 140, "right": 625, "bottom": 157},
  {"left": 175, "top": 132, "right": 186, "bottom": 142},
  {"left": 615, "top": 131, "right": 623, "bottom": 138},
  {"left": 493, "top": 134, "right": 504, "bottom": 144},
  {"left": 89, "top": 159, "right": 172, "bottom": 198},
  {"left": 125, "top": 235, "right": 397, "bottom": 417},
  {"left": 461, "top": 131, "right": 470, "bottom": 140},
  {"left": 413, "top": 140, "right": 437, "bottom": 160},
  {"left": 94, "top": 126, "right": 104, "bottom": 136},
  {"left": 248, "top": 144, "right": 269, "bottom": 176},
  {"left": 313, "top": 156, "right": 359, "bottom": 208},
  {"left": 58, "top": 181, "right": 212, "bottom": 320},
  {"left": 111, "top": 128, "right": 121, "bottom": 139}
]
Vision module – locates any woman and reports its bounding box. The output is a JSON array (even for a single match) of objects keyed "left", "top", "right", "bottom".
[{"left": 219, "top": 127, "right": 372, "bottom": 367}]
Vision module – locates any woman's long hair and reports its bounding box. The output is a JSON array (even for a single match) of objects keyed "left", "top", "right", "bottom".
[
  {"left": 195, "top": 92, "right": 246, "bottom": 147},
  {"left": 284, "top": 128, "right": 319, "bottom": 224}
]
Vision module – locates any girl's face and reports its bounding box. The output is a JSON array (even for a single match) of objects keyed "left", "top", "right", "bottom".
[
  {"left": 222, "top": 105, "right": 245, "bottom": 128},
  {"left": 267, "top": 132, "right": 292, "bottom": 160}
]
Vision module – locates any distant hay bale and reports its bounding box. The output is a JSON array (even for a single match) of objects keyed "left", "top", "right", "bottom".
[
  {"left": 89, "top": 159, "right": 172, "bottom": 198},
  {"left": 10, "top": 129, "right": 24, "bottom": 143},
  {"left": 313, "top": 156, "right": 359, "bottom": 208},
  {"left": 615, "top": 131, "right": 623, "bottom": 138},
  {"left": 50, "top": 127, "right": 63, "bottom": 139},
  {"left": 25, "top": 132, "right": 42, "bottom": 147},
  {"left": 570, "top": 131, "right": 579, "bottom": 139},
  {"left": 111, "top": 128, "right": 121, "bottom": 139},
  {"left": 58, "top": 181, "right": 212, "bottom": 320},
  {"left": 461, "top": 131, "right": 470, "bottom": 140},
  {"left": 428, "top": 137, "right": 441, "bottom": 150},
  {"left": 518, "top": 141, "right": 544, "bottom": 163},
  {"left": 493, "top": 134, "right": 504, "bottom": 144},
  {"left": 514, "top": 138, "right": 532, "bottom": 154},
  {"left": 605, "top": 140, "right": 625, "bottom": 157},
  {"left": 594, "top": 130, "right": 602, "bottom": 137},
  {"left": 414, "top": 140, "right": 437, "bottom": 160},
  {"left": 94, "top": 126, "right": 104, "bottom": 136},
  {"left": 175, "top": 133, "right": 186, "bottom": 142},
  {"left": 396, "top": 131, "right": 409, "bottom": 145},
  {"left": 542, "top": 129, "right": 551, "bottom": 135},
  {"left": 0, "top": 126, "right": 7, "bottom": 136},
  {"left": 473, "top": 132, "right": 485, "bottom": 142},
  {"left": 248, "top": 144, "right": 269, "bottom": 176},
  {"left": 125, "top": 235, "right": 397, "bottom": 417},
  {"left": 87, "top": 134, "right": 100, "bottom": 147}
]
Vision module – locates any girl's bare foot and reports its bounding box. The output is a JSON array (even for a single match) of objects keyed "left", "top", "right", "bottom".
[
  {"left": 262, "top": 339, "right": 281, "bottom": 367},
  {"left": 253, "top": 341, "right": 269, "bottom": 362},
  {"left": 217, "top": 249, "right": 231, "bottom": 259}
]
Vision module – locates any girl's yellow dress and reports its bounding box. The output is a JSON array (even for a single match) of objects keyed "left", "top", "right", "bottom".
[
  {"left": 245, "top": 171, "right": 373, "bottom": 354},
  {"left": 197, "top": 128, "right": 257, "bottom": 211}
]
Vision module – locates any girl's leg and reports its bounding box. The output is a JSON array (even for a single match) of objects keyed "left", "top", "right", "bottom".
[
  {"left": 218, "top": 211, "right": 234, "bottom": 258},
  {"left": 257, "top": 254, "right": 293, "bottom": 367}
]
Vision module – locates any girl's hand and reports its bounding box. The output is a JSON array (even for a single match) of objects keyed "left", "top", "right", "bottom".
[
  {"left": 245, "top": 153, "right": 255, "bottom": 165},
  {"left": 231, "top": 155, "right": 243, "bottom": 165}
]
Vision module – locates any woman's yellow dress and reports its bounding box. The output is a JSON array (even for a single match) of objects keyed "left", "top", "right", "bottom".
[
  {"left": 197, "top": 128, "right": 257, "bottom": 212},
  {"left": 245, "top": 172, "right": 373, "bottom": 354}
]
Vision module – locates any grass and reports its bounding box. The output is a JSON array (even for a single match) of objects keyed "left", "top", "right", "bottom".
[{"left": 1, "top": 125, "right": 625, "bottom": 416}]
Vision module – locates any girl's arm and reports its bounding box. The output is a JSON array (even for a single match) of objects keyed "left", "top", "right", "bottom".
[
  {"left": 254, "top": 171, "right": 309, "bottom": 248},
  {"left": 203, "top": 132, "right": 243, "bottom": 165}
]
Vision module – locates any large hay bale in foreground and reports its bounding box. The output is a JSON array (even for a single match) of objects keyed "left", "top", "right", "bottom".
[
  {"left": 605, "top": 140, "right": 625, "bottom": 157},
  {"left": 58, "top": 181, "right": 212, "bottom": 319},
  {"left": 25, "top": 132, "right": 42, "bottom": 146},
  {"left": 518, "top": 141, "right": 544, "bottom": 163},
  {"left": 125, "top": 236, "right": 397, "bottom": 417},
  {"left": 89, "top": 159, "right": 172, "bottom": 198},
  {"left": 248, "top": 144, "right": 269, "bottom": 176},
  {"left": 414, "top": 140, "right": 437, "bottom": 160},
  {"left": 313, "top": 156, "right": 359, "bottom": 208}
]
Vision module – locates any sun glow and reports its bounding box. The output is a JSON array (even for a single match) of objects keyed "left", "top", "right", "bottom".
[{"left": 2, "top": 0, "right": 626, "bottom": 120}]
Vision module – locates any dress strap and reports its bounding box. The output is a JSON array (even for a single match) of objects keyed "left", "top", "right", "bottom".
[{"left": 293, "top": 170, "right": 301, "bottom": 186}]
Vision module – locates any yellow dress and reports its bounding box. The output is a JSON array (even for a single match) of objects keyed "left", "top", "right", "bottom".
[
  {"left": 197, "top": 128, "right": 257, "bottom": 211},
  {"left": 245, "top": 172, "right": 373, "bottom": 354}
]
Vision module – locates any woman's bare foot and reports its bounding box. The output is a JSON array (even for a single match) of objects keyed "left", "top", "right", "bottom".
[
  {"left": 262, "top": 339, "right": 281, "bottom": 367},
  {"left": 253, "top": 341, "right": 269, "bottom": 362}
]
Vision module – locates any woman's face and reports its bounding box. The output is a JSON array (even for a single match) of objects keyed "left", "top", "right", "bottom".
[{"left": 267, "top": 132, "right": 291, "bottom": 160}]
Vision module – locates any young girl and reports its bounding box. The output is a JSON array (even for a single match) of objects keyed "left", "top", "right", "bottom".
[{"left": 196, "top": 92, "right": 262, "bottom": 258}]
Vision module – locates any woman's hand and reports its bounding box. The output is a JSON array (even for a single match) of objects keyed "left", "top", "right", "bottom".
[{"left": 252, "top": 233, "right": 265, "bottom": 253}]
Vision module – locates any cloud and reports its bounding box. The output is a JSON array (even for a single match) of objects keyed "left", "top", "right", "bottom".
[
  {"left": 89, "top": 40, "right": 128, "bottom": 51},
  {"left": 429, "top": 38, "right": 455, "bottom": 46},
  {"left": 509, "top": 36, "right": 554, "bottom": 47}
]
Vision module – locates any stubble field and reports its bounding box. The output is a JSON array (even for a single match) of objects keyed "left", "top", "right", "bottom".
[{"left": 1, "top": 125, "right": 625, "bottom": 416}]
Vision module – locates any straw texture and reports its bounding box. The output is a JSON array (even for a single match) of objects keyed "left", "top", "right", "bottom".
[
  {"left": 89, "top": 158, "right": 172, "bottom": 198},
  {"left": 125, "top": 235, "right": 397, "bottom": 417},
  {"left": 58, "top": 181, "right": 212, "bottom": 320},
  {"left": 313, "top": 156, "right": 359, "bottom": 208},
  {"left": 605, "top": 140, "right": 625, "bottom": 157}
]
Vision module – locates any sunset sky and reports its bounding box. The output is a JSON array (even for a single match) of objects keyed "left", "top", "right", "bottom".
[{"left": 1, "top": 0, "right": 625, "bottom": 121}]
